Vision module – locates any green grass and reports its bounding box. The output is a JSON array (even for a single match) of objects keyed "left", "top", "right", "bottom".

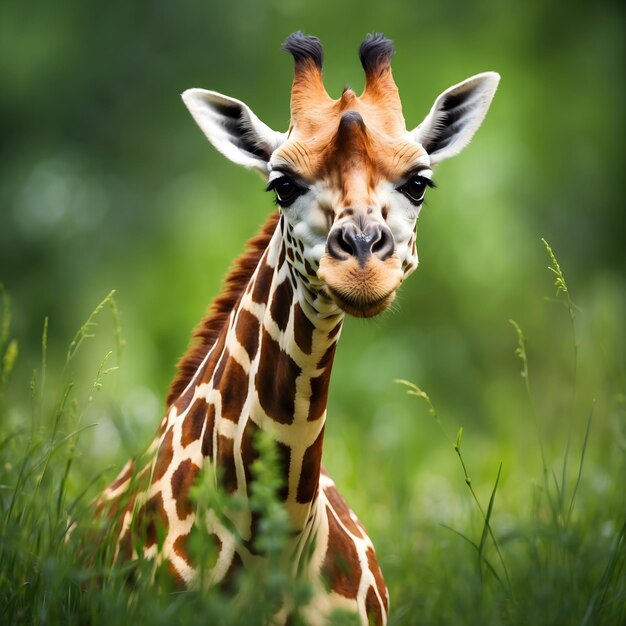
[{"left": 0, "top": 243, "right": 624, "bottom": 625}]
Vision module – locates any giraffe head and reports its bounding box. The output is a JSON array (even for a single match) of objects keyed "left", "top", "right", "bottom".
[{"left": 183, "top": 33, "right": 499, "bottom": 318}]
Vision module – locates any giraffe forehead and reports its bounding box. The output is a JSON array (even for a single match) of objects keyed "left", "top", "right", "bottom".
[
  {"left": 274, "top": 138, "right": 427, "bottom": 183},
  {"left": 273, "top": 106, "right": 427, "bottom": 182}
]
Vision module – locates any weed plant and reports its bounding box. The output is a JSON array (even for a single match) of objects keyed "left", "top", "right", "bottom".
[{"left": 0, "top": 240, "right": 624, "bottom": 625}]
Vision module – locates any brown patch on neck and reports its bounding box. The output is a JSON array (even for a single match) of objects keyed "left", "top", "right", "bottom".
[
  {"left": 296, "top": 427, "right": 325, "bottom": 503},
  {"left": 255, "top": 328, "right": 302, "bottom": 424},
  {"left": 166, "top": 212, "right": 280, "bottom": 406},
  {"left": 307, "top": 342, "right": 337, "bottom": 421}
]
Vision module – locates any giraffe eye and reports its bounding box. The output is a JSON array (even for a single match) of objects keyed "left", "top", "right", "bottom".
[
  {"left": 397, "top": 174, "right": 434, "bottom": 205},
  {"left": 267, "top": 176, "right": 307, "bottom": 208}
]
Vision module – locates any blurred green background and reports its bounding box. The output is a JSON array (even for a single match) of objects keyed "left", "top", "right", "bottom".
[{"left": 1, "top": 0, "right": 624, "bottom": 604}]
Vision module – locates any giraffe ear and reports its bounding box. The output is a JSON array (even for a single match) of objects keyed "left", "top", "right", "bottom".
[
  {"left": 410, "top": 72, "right": 500, "bottom": 165},
  {"left": 182, "top": 89, "right": 286, "bottom": 176}
]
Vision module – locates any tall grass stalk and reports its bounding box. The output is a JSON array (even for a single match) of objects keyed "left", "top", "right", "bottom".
[
  {"left": 65, "top": 289, "right": 118, "bottom": 366},
  {"left": 542, "top": 238, "right": 578, "bottom": 401},
  {"left": 396, "top": 378, "right": 512, "bottom": 594},
  {"left": 512, "top": 242, "right": 592, "bottom": 532}
]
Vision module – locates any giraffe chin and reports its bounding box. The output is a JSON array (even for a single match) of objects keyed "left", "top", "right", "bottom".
[
  {"left": 326, "top": 287, "right": 396, "bottom": 318},
  {"left": 318, "top": 255, "right": 403, "bottom": 318}
]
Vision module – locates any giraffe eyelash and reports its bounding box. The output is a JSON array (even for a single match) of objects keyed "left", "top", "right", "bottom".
[
  {"left": 266, "top": 175, "right": 308, "bottom": 208},
  {"left": 396, "top": 174, "right": 436, "bottom": 206}
]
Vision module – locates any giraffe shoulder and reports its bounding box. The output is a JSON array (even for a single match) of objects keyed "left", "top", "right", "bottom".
[{"left": 319, "top": 470, "right": 389, "bottom": 624}]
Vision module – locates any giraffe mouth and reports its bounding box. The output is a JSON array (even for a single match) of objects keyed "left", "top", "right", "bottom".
[
  {"left": 317, "top": 254, "right": 403, "bottom": 318},
  {"left": 326, "top": 286, "right": 396, "bottom": 318}
]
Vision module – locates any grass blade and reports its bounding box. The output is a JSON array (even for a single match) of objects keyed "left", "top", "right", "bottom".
[
  {"left": 479, "top": 462, "right": 503, "bottom": 561},
  {"left": 566, "top": 407, "right": 593, "bottom": 524},
  {"left": 441, "top": 523, "right": 505, "bottom": 590}
]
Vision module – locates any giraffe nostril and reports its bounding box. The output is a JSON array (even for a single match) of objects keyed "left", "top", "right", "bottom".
[
  {"left": 338, "top": 235, "right": 354, "bottom": 256},
  {"left": 371, "top": 226, "right": 394, "bottom": 261},
  {"left": 327, "top": 227, "right": 352, "bottom": 260}
]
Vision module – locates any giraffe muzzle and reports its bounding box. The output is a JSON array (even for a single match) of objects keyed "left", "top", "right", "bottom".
[
  {"left": 319, "top": 217, "right": 403, "bottom": 318},
  {"left": 326, "top": 218, "right": 395, "bottom": 267}
]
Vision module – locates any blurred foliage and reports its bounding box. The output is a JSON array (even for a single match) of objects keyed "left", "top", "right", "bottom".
[{"left": 0, "top": 0, "right": 625, "bottom": 622}]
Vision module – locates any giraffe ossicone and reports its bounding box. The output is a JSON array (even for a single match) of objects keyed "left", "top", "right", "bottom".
[{"left": 98, "top": 32, "right": 499, "bottom": 625}]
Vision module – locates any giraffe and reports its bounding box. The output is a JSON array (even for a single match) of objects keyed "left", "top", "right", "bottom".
[{"left": 97, "top": 32, "right": 499, "bottom": 625}]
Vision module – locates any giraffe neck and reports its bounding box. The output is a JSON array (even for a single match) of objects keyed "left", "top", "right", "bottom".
[
  {"left": 102, "top": 214, "right": 390, "bottom": 620},
  {"left": 167, "top": 215, "right": 344, "bottom": 539}
]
